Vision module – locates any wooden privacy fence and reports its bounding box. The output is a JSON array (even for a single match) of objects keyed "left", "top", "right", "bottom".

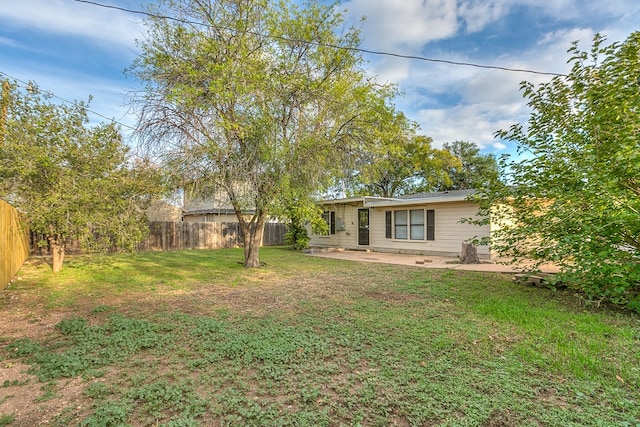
[
  {"left": 140, "top": 221, "right": 287, "bottom": 251},
  {"left": 1, "top": 199, "right": 30, "bottom": 289}
]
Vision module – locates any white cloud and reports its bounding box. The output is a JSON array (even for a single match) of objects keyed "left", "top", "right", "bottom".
[
  {"left": 458, "top": 1, "right": 507, "bottom": 33},
  {"left": 343, "top": 0, "right": 515, "bottom": 52},
  {"left": 369, "top": 56, "right": 413, "bottom": 84},
  {"left": 343, "top": 0, "right": 460, "bottom": 51},
  {"left": 0, "top": 0, "right": 143, "bottom": 49},
  {"left": 0, "top": 36, "right": 20, "bottom": 48},
  {"left": 415, "top": 98, "right": 526, "bottom": 151},
  {"left": 515, "top": 0, "right": 635, "bottom": 22}
]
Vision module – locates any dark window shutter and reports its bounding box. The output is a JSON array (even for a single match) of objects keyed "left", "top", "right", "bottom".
[
  {"left": 330, "top": 211, "right": 336, "bottom": 235},
  {"left": 426, "top": 209, "right": 435, "bottom": 241},
  {"left": 385, "top": 211, "right": 392, "bottom": 238}
]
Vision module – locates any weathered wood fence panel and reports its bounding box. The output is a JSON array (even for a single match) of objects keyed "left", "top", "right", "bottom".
[
  {"left": 140, "top": 221, "right": 286, "bottom": 251},
  {"left": 262, "top": 222, "right": 287, "bottom": 247},
  {"left": 1, "top": 199, "right": 30, "bottom": 289}
]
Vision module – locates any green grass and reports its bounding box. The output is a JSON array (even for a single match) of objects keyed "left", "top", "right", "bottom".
[
  {"left": 0, "top": 415, "right": 14, "bottom": 427},
  {"left": 1, "top": 247, "right": 639, "bottom": 426}
]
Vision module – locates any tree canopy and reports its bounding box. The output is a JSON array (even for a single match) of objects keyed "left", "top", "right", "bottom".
[
  {"left": 130, "top": 0, "right": 393, "bottom": 267},
  {"left": 441, "top": 140, "right": 499, "bottom": 191},
  {"left": 0, "top": 82, "right": 163, "bottom": 272},
  {"left": 347, "top": 109, "right": 460, "bottom": 197},
  {"left": 477, "top": 32, "right": 640, "bottom": 310}
]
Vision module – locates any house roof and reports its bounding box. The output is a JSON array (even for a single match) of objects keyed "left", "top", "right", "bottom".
[
  {"left": 182, "top": 208, "right": 253, "bottom": 216},
  {"left": 396, "top": 189, "right": 476, "bottom": 200},
  {"left": 317, "top": 196, "right": 397, "bottom": 205},
  {"left": 319, "top": 189, "right": 477, "bottom": 208}
]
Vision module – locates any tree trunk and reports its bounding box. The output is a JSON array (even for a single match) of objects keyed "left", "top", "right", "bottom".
[
  {"left": 50, "top": 237, "right": 66, "bottom": 273},
  {"left": 238, "top": 210, "right": 267, "bottom": 268},
  {"left": 460, "top": 242, "right": 481, "bottom": 264}
]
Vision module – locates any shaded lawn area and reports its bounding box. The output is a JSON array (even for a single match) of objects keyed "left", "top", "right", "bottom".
[{"left": 0, "top": 247, "right": 638, "bottom": 426}]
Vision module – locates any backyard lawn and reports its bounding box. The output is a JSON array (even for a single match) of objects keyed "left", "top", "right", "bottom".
[{"left": 0, "top": 247, "right": 638, "bottom": 426}]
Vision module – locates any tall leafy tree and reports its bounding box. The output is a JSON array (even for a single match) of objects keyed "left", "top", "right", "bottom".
[
  {"left": 411, "top": 136, "right": 461, "bottom": 194},
  {"left": 441, "top": 140, "right": 499, "bottom": 190},
  {"left": 344, "top": 105, "right": 460, "bottom": 198},
  {"left": 477, "top": 33, "right": 640, "bottom": 309},
  {"left": 350, "top": 109, "right": 460, "bottom": 197},
  {"left": 130, "top": 0, "right": 390, "bottom": 267},
  {"left": 0, "top": 82, "right": 163, "bottom": 272},
  {"left": 349, "top": 110, "right": 418, "bottom": 197}
]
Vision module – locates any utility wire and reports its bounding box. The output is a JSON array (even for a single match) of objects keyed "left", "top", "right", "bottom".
[
  {"left": 1, "top": 1, "right": 567, "bottom": 135},
  {"left": 0, "top": 70, "right": 160, "bottom": 162},
  {"left": 73, "top": 0, "right": 567, "bottom": 78},
  {"left": 0, "top": 70, "right": 137, "bottom": 131}
]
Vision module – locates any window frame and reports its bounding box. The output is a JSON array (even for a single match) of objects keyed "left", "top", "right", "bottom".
[
  {"left": 321, "top": 210, "right": 336, "bottom": 236},
  {"left": 410, "top": 209, "right": 425, "bottom": 240},
  {"left": 394, "top": 210, "right": 408, "bottom": 240},
  {"left": 389, "top": 208, "right": 435, "bottom": 241}
]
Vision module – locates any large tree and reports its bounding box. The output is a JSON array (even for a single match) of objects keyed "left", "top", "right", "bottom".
[
  {"left": 478, "top": 33, "right": 640, "bottom": 309},
  {"left": 348, "top": 110, "right": 417, "bottom": 197},
  {"left": 441, "top": 140, "right": 499, "bottom": 191},
  {"left": 0, "top": 82, "right": 163, "bottom": 272},
  {"left": 130, "top": 0, "right": 390, "bottom": 267},
  {"left": 348, "top": 109, "right": 460, "bottom": 197}
]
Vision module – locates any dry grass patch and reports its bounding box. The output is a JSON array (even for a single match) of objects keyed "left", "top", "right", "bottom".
[{"left": 0, "top": 248, "right": 638, "bottom": 426}]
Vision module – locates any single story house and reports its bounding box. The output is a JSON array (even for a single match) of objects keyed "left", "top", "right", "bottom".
[
  {"left": 146, "top": 200, "right": 183, "bottom": 222},
  {"left": 308, "top": 189, "right": 495, "bottom": 259},
  {"left": 181, "top": 189, "right": 252, "bottom": 223},
  {"left": 181, "top": 207, "right": 247, "bottom": 223}
]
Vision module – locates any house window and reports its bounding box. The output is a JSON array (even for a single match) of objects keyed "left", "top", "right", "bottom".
[
  {"left": 392, "top": 209, "right": 435, "bottom": 241},
  {"left": 410, "top": 209, "right": 424, "bottom": 240},
  {"left": 394, "top": 210, "right": 408, "bottom": 239},
  {"left": 385, "top": 211, "right": 392, "bottom": 238},
  {"left": 321, "top": 211, "right": 336, "bottom": 235}
]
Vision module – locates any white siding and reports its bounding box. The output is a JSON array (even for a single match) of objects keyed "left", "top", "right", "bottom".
[
  {"left": 369, "top": 202, "right": 490, "bottom": 257},
  {"left": 308, "top": 203, "right": 361, "bottom": 249},
  {"left": 310, "top": 200, "right": 491, "bottom": 258}
]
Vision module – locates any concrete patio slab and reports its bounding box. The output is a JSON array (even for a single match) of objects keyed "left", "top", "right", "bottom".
[{"left": 306, "top": 249, "right": 559, "bottom": 274}]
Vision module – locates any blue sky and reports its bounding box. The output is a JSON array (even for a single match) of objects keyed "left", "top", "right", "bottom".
[{"left": 1, "top": 0, "right": 639, "bottom": 157}]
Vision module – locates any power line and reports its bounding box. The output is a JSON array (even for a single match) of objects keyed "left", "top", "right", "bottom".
[
  {"left": 1, "top": 1, "right": 566, "bottom": 135},
  {"left": 0, "top": 70, "right": 160, "bottom": 163},
  {"left": 73, "top": 0, "right": 567, "bottom": 78},
  {"left": 0, "top": 70, "right": 137, "bottom": 131}
]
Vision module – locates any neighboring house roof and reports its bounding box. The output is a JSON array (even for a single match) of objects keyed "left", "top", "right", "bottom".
[
  {"left": 146, "top": 200, "right": 183, "bottom": 222},
  {"left": 182, "top": 208, "right": 253, "bottom": 216},
  {"left": 319, "top": 189, "right": 477, "bottom": 209}
]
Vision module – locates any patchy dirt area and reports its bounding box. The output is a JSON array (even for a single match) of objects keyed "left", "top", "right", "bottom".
[
  {"left": 0, "top": 305, "right": 90, "bottom": 425},
  {"left": 0, "top": 261, "right": 421, "bottom": 425},
  {"left": 0, "top": 254, "right": 631, "bottom": 426}
]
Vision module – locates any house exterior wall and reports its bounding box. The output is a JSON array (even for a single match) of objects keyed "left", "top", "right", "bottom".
[
  {"left": 309, "top": 199, "right": 492, "bottom": 258},
  {"left": 311, "top": 202, "right": 361, "bottom": 248},
  {"left": 183, "top": 186, "right": 234, "bottom": 212},
  {"left": 182, "top": 213, "right": 245, "bottom": 223},
  {"left": 369, "top": 202, "right": 490, "bottom": 257},
  {"left": 146, "top": 201, "right": 182, "bottom": 222}
]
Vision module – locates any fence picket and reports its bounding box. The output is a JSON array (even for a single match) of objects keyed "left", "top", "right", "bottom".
[
  {"left": 1, "top": 200, "right": 30, "bottom": 289},
  {"left": 140, "top": 221, "right": 286, "bottom": 251}
]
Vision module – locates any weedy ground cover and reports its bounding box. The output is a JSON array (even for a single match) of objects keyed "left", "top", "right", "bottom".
[{"left": 1, "top": 248, "right": 638, "bottom": 426}]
